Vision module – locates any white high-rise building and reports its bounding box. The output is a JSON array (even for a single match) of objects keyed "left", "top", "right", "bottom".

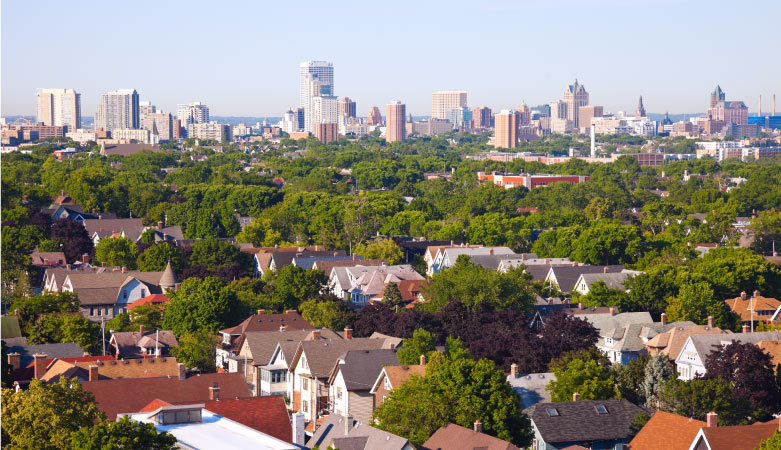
[
  {"left": 311, "top": 95, "right": 338, "bottom": 128},
  {"left": 36, "top": 88, "right": 81, "bottom": 130},
  {"left": 139, "top": 101, "right": 157, "bottom": 125},
  {"left": 431, "top": 91, "right": 467, "bottom": 120},
  {"left": 299, "top": 61, "right": 334, "bottom": 133},
  {"left": 95, "top": 89, "right": 139, "bottom": 132},
  {"left": 281, "top": 109, "right": 300, "bottom": 134},
  {"left": 176, "top": 102, "right": 210, "bottom": 129}
]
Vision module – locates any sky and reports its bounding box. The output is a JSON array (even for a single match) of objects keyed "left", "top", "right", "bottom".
[{"left": 2, "top": 0, "right": 780, "bottom": 118}]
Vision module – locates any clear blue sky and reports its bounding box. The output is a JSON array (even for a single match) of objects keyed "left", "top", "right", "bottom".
[{"left": 3, "top": 0, "right": 780, "bottom": 118}]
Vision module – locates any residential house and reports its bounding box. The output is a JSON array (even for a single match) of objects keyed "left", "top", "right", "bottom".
[
  {"left": 422, "top": 422, "right": 519, "bottom": 450},
  {"left": 236, "top": 328, "right": 342, "bottom": 396},
  {"left": 393, "top": 238, "right": 459, "bottom": 265},
  {"left": 46, "top": 204, "right": 116, "bottom": 223},
  {"left": 253, "top": 249, "right": 347, "bottom": 278},
  {"left": 544, "top": 265, "right": 626, "bottom": 293},
  {"left": 506, "top": 364, "right": 556, "bottom": 409},
  {"left": 109, "top": 328, "right": 178, "bottom": 358},
  {"left": 496, "top": 256, "right": 574, "bottom": 273},
  {"left": 724, "top": 290, "right": 781, "bottom": 329},
  {"left": 122, "top": 398, "right": 297, "bottom": 450},
  {"left": 347, "top": 264, "right": 425, "bottom": 306},
  {"left": 7, "top": 351, "right": 111, "bottom": 387},
  {"left": 293, "top": 254, "right": 363, "bottom": 270},
  {"left": 313, "top": 258, "right": 386, "bottom": 280},
  {"left": 40, "top": 356, "right": 180, "bottom": 383},
  {"left": 595, "top": 316, "right": 696, "bottom": 364},
  {"left": 307, "top": 414, "right": 416, "bottom": 450},
  {"left": 83, "top": 218, "right": 147, "bottom": 244},
  {"left": 147, "top": 221, "right": 185, "bottom": 243},
  {"left": 82, "top": 370, "right": 252, "bottom": 421},
  {"left": 525, "top": 399, "right": 648, "bottom": 450},
  {"left": 572, "top": 271, "right": 638, "bottom": 296},
  {"left": 370, "top": 363, "right": 426, "bottom": 409},
  {"left": 126, "top": 293, "right": 170, "bottom": 310},
  {"left": 626, "top": 411, "right": 705, "bottom": 450},
  {"left": 327, "top": 349, "right": 399, "bottom": 423},
  {"left": 674, "top": 331, "right": 781, "bottom": 380},
  {"left": 60, "top": 263, "right": 177, "bottom": 322},
  {"left": 433, "top": 246, "right": 515, "bottom": 274},
  {"left": 29, "top": 251, "right": 66, "bottom": 267},
  {"left": 216, "top": 310, "right": 314, "bottom": 370},
  {"left": 42, "top": 265, "right": 102, "bottom": 292},
  {"left": 423, "top": 244, "right": 482, "bottom": 276},
  {"left": 644, "top": 318, "right": 729, "bottom": 359},
  {"left": 287, "top": 335, "right": 391, "bottom": 422},
  {"left": 686, "top": 413, "right": 778, "bottom": 450}
]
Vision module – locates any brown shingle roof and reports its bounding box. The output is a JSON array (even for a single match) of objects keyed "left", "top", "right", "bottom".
[
  {"left": 644, "top": 325, "right": 729, "bottom": 359},
  {"left": 383, "top": 364, "right": 426, "bottom": 390},
  {"left": 757, "top": 340, "right": 781, "bottom": 368},
  {"left": 41, "top": 356, "right": 181, "bottom": 382},
  {"left": 30, "top": 251, "right": 66, "bottom": 266},
  {"left": 292, "top": 338, "right": 388, "bottom": 379},
  {"left": 83, "top": 372, "right": 252, "bottom": 420},
  {"left": 422, "top": 423, "right": 519, "bottom": 450},
  {"left": 725, "top": 294, "right": 781, "bottom": 322},
  {"left": 243, "top": 328, "right": 342, "bottom": 366},
  {"left": 110, "top": 330, "right": 177, "bottom": 358},
  {"left": 83, "top": 218, "right": 146, "bottom": 242},
  {"left": 626, "top": 411, "right": 705, "bottom": 450},
  {"left": 697, "top": 423, "right": 777, "bottom": 450}
]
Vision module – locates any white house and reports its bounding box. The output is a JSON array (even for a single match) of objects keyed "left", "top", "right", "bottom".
[{"left": 674, "top": 331, "right": 781, "bottom": 380}]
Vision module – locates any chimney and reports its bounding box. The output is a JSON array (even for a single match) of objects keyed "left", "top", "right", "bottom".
[
  {"left": 121, "top": 266, "right": 127, "bottom": 273},
  {"left": 603, "top": 266, "right": 609, "bottom": 273},
  {"left": 510, "top": 363, "right": 519, "bottom": 379},
  {"left": 609, "top": 307, "right": 617, "bottom": 316},
  {"left": 33, "top": 353, "right": 48, "bottom": 379},
  {"left": 81, "top": 253, "right": 89, "bottom": 264},
  {"left": 740, "top": 291, "right": 747, "bottom": 300},
  {"left": 333, "top": 251, "right": 339, "bottom": 257},
  {"left": 578, "top": 302, "right": 585, "bottom": 310},
  {"left": 344, "top": 327, "right": 353, "bottom": 340},
  {"left": 707, "top": 316, "right": 714, "bottom": 328},
  {"left": 742, "top": 325, "right": 750, "bottom": 334},
  {"left": 209, "top": 382, "right": 220, "bottom": 401},
  {"left": 178, "top": 363, "right": 186, "bottom": 380},
  {"left": 257, "top": 309, "right": 264, "bottom": 316},
  {"left": 279, "top": 325, "right": 287, "bottom": 332},
  {"left": 660, "top": 313, "right": 667, "bottom": 325},
  {"left": 286, "top": 310, "right": 297, "bottom": 314},
  {"left": 7, "top": 352, "right": 20, "bottom": 371},
  {"left": 420, "top": 354, "right": 427, "bottom": 366},
  {"left": 345, "top": 415, "right": 353, "bottom": 435},
  {"left": 706, "top": 412, "right": 718, "bottom": 427},
  {"left": 292, "top": 413, "right": 306, "bottom": 445},
  {"left": 157, "top": 221, "right": 163, "bottom": 230},
  {"left": 753, "top": 290, "right": 760, "bottom": 298},
  {"left": 89, "top": 365, "right": 99, "bottom": 381},
  {"left": 66, "top": 264, "right": 71, "bottom": 271},
  {"left": 139, "top": 325, "right": 144, "bottom": 335},
  {"left": 573, "top": 392, "right": 580, "bottom": 402},
  {"left": 521, "top": 253, "right": 527, "bottom": 261},
  {"left": 352, "top": 253, "right": 356, "bottom": 260},
  {"left": 101, "top": 261, "right": 106, "bottom": 268},
  {"left": 489, "top": 248, "right": 494, "bottom": 255},
  {"left": 474, "top": 420, "right": 483, "bottom": 433},
  {"left": 312, "top": 329, "right": 321, "bottom": 340}
]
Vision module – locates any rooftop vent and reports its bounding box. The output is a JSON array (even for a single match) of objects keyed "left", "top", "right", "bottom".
[
  {"left": 595, "top": 405, "right": 608, "bottom": 414},
  {"left": 546, "top": 408, "right": 559, "bottom": 417}
]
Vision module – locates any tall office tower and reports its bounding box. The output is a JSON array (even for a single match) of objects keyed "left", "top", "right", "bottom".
[
  {"left": 386, "top": 101, "right": 406, "bottom": 143},
  {"left": 300, "top": 61, "right": 334, "bottom": 132},
  {"left": 550, "top": 100, "right": 568, "bottom": 120},
  {"left": 315, "top": 123, "right": 338, "bottom": 144},
  {"left": 578, "top": 106, "right": 604, "bottom": 132},
  {"left": 176, "top": 102, "right": 210, "bottom": 128},
  {"left": 36, "top": 88, "right": 81, "bottom": 131},
  {"left": 472, "top": 106, "right": 492, "bottom": 128},
  {"left": 281, "top": 109, "right": 300, "bottom": 133},
  {"left": 310, "top": 95, "right": 338, "bottom": 129},
  {"left": 143, "top": 112, "right": 173, "bottom": 141},
  {"left": 339, "top": 97, "right": 356, "bottom": 119},
  {"left": 711, "top": 85, "right": 725, "bottom": 108},
  {"left": 95, "top": 89, "right": 139, "bottom": 132},
  {"left": 431, "top": 91, "right": 467, "bottom": 119},
  {"left": 139, "top": 101, "right": 157, "bottom": 124},
  {"left": 635, "top": 96, "right": 646, "bottom": 118},
  {"left": 172, "top": 119, "right": 182, "bottom": 139},
  {"left": 517, "top": 105, "right": 531, "bottom": 125},
  {"left": 368, "top": 107, "right": 383, "bottom": 125},
  {"left": 494, "top": 110, "right": 518, "bottom": 149},
  {"left": 446, "top": 107, "right": 472, "bottom": 129},
  {"left": 562, "top": 79, "right": 589, "bottom": 127}
]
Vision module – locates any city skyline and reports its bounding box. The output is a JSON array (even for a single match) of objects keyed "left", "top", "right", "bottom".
[{"left": 2, "top": 0, "right": 780, "bottom": 118}]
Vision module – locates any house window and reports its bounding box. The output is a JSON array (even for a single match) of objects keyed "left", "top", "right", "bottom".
[
  {"left": 140, "top": 289, "right": 146, "bottom": 297},
  {"left": 272, "top": 371, "right": 285, "bottom": 383},
  {"left": 123, "top": 291, "right": 127, "bottom": 299},
  {"left": 302, "top": 400, "right": 308, "bottom": 413},
  {"left": 302, "top": 378, "right": 309, "bottom": 391},
  {"left": 336, "top": 387, "right": 342, "bottom": 400},
  {"left": 384, "top": 377, "right": 391, "bottom": 391},
  {"left": 90, "top": 307, "right": 95, "bottom": 316}
]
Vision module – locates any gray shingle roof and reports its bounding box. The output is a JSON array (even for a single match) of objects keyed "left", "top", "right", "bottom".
[
  {"left": 525, "top": 399, "right": 647, "bottom": 444},
  {"left": 332, "top": 349, "right": 399, "bottom": 391},
  {"left": 507, "top": 372, "right": 556, "bottom": 409},
  {"left": 245, "top": 328, "right": 342, "bottom": 366},
  {"left": 8, "top": 342, "right": 85, "bottom": 366},
  {"left": 548, "top": 265, "right": 625, "bottom": 292},
  {"left": 689, "top": 331, "right": 781, "bottom": 360},
  {"left": 579, "top": 312, "right": 653, "bottom": 336},
  {"left": 579, "top": 272, "right": 633, "bottom": 291},
  {"left": 295, "top": 338, "right": 388, "bottom": 379},
  {"left": 307, "top": 414, "right": 411, "bottom": 450}
]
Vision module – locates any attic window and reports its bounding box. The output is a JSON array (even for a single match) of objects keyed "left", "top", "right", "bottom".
[
  {"left": 546, "top": 408, "right": 559, "bottom": 417},
  {"left": 595, "top": 405, "right": 608, "bottom": 414}
]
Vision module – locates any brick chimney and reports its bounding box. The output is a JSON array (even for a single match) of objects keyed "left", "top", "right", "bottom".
[
  {"left": 420, "top": 354, "right": 427, "bottom": 366},
  {"left": 742, "top": 325, "right": 750, "bottom": 333},
  {"left": 121, "top": 266, "right": 127, "bottom": 273},
  {"left": 312, "top": 329, "right": 321, "bottom": 340},
  {"left": 157, "top": 221, "right": 164, "bottom": 230},
  {"left": 178, "top": 363, "right": 186, "bottom": 380},
  {"left": 33, "top": 353, "right": 48, "bottom": 379},
  {"left": 139, "top": 325, "right": 144, "bottom": 335},
  {"left": 740, "top": 291, "right": 747, "bottom": 300},
  {"left": 344, "top": 327, "right": 353, "bottom": 340},
  {"left": 660, "top": 313, "right": 667, "bottom": 326},
  {"left": 89, "top": 365, "right": 99, "bottom": 381},
  {"left": 707, "top": 316, "right": 714, "bottom": 328},
  {"left": 279, "top": 325, "right": 287, "bottom": 332},
  {"left": 573, "top": 392, "right": 580, "bottom": 402},
  {"left": 578, "top": 302, "right": 585, "bottom": 310},
  {"left": 753, "top": 290, "right": 760, "bottom": 298},
  {"left": 209, "top": 382, "right": 220, "bottom": 401},
  {"left": 603, "top": 266, "right": 609, "bottom": 273},
  {"left": 101, "top": 261, "right": 107, "bottom": 268},
  {"left": 474, "top": 420, "right": 483, "bottom": 433},
  {"left": 82, "top": 253, "right": 89, "bottom": 264},
  {"left": 345, "top": 415, "right": 353, "bottom": 435},
  {"left": 7, "top": 352, "right": 20, "bottom": 371},
  {"left": 706, "top": 412, "right": 718, "bottom": 427},
  {"left": 510, "top": 363, "right": 519, "bottom": 379},
  {"left": 257, "top": 309, "right": 264, "bottom": 316},
  {"left": 489, "top": 248, "right": 494, "bottom": 255},
  {"left": 521, "top": 253, "right": 527, "bottom": 261},
  {"left": 285, "top": 310, "right": 297, "bottom": 314},
  {"left": 609, "top": 307, "right": 617, "bottom": 316}
]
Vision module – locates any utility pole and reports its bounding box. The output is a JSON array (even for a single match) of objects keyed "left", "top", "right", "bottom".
[{"left": 101, "top": 317, "right": 106, "bottom": 356}]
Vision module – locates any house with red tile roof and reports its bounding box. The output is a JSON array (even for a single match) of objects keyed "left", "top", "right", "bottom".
[
  {"left": 725, "top": 290, "right": 781, "bottom": 328},
  {"left": 686, "top": 414, "right": 779, "bottom": 450},
  {"left": 127, "top": 293, "right": 169, "bottom": 309},
  {"left": 626, "top": 411, "right": 705, "bottom": 450},
  {"left": 370, "top": 363, "right": 426, "bottom": 409},
  {"left": 422, "top": 422, "right": 519, "bottom": 450}
]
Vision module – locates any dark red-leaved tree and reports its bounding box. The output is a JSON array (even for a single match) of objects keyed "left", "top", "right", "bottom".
[
  {"left": 28, "top": 209, "right": 52, "bottom": 236},
  {"left": 539, "top": 312, "right": 600, "bottom": 360},
  {"left": 703, "top": 341, "right": 781, "bottom": 420},
  {"left": 50, "top": 218, "right": 93, "bottom": 263}
]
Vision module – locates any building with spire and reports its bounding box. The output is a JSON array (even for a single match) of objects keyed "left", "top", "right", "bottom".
[
  {"left": 635, "top": 96, "right": 646, "bottom": 118},
  {"left": 159, "top": 261, "right": 178, "bottom": 293},
  {"left": 710, "top": 85, "right": 725, "bottom": 107},
  {"left": 707, "top": 85, "right": 747, "bottom": 125},
  {"left": 367, "top": 106, "right": 383, "bottom": 125},
  {"left": 562, "top": 80, "right": 589, "bottom": 128}
]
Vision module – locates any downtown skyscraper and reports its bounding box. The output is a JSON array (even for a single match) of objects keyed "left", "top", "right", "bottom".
[
  {"left": 95, "top": 89, "right": 139, "bottom": 132},
  {"left": 36, "top": 88, "right": 81, "bottom": 131},
  {"left": 300, "top": 61, "right": 334, "bottom": 133}
]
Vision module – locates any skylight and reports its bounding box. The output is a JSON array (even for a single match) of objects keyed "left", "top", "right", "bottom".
[
  {"left": 595, "top": 405, "right": 608, "bottom": 414},
  {"left": 546, "top": 408, "right": 559, "bottom": 417}
]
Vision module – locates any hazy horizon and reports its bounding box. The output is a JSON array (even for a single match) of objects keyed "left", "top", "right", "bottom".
[{"left": 3, "top": 0, "right": 780, "bottom": 119}]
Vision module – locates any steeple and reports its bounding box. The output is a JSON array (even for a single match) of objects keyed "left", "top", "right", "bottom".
[
  {"left": 635, "top": 95, "right": 646, "bottom": 118},
  {"left": 711, "top": 85, "right": 725, "bottom": 107},
  {"left": 159, "top": 261, "right": 178, "bottom": 291}
]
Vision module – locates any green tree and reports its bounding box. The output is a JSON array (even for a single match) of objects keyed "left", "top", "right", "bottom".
[
  {"left": 162, "top": 277, "right": 241, "bottom": 336},
  {"left": 69, "top": 416, "right": 177, "bottom": 450},
  {"left": 189, "top": 237, "right": 247, "bottom": 269},
  {"left": 130, "top": 303, "right": 167, "bottom": 331},
  {"left": 353, "top": 238, "right": 403, "bottom": 265},
  {"left": 261, "top": 265, "right": 329, "bottom": 312},
  {"left": 371, "top": 375, "right": 447, "bottom": 445},
  {"left": 105, "top": 313, "right": 136, "bottom": 333},
  {"left": 10, "top": 291, "right": 79, "bottom": 334},
  {"left": 2, "top": 341, "right": 14, "bottom": 388},
  {"left": 137, "top": 242, "right": 185, "bottom": 272},
  {"left": 613, "top": 354, "right": 650, "bottom": 405},
  {"left": 94, "top": 236, "right": 139, "bottom": 269},
  {"left": 584, "top": 197, "right": 615, "bottom": 221},
  {"left": 658, "top": 378, "right": 749, "bottom": 426},
  {"left": 757, "top": 432, "right": 781, "bottom": 450},
  {"left": 397, "top": 328, "right": 437, "bottom": 365},
  {"left": 27, "top": 314, "right": 100, "bottom": 354},
  {"left": 382, "top": 282, "right": 405, "bottom": 309},
  {"left": 299, "top": 297, "right": 357, "bottom": 331},
  {"left": 1, "top": 377, "right": 104, "bottom": 450},
  {"left": 172, "top": 331, "right": 218, "bottom": 373},
  {"left": 236, "top": 218, "right": 285, "bottom": 247},
  {"left": 575, "top": 280, "right": 629, "bottom": 308},
  {"left": 665, "top": 281, "right": 736, "bottom": 329},
  {"left": 547, "top": 352, "right": 618, "bottom": 402},
  {"left": 641, "top": 354, "right": 675, "bottom": 408},
  {"left": 571, "top": 220, "right": 645, "bottom": 265}
]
